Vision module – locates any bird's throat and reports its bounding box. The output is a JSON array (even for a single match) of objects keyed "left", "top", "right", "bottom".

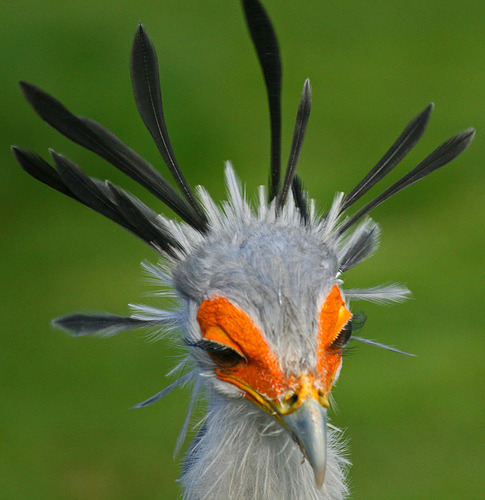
[{"left": 180, "top": 394, "right": 349, "bottom": 500}]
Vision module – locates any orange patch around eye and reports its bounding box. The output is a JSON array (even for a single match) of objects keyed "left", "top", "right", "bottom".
[
  {"left": 197, "top": 297, "right": 285, "bottom": 400},
  {"left": 316, "top": 284, "right": 352, "bottom": 383}
]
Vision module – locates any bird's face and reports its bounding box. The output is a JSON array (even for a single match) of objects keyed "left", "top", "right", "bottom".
[{"left": 194, "top": 282, "right": 351, "bottom": 487}]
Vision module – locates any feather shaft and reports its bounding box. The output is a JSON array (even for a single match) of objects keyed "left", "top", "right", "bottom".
[
  {"left": 133, "top": 372, "right": 194, "bottom": 409},
  {"left": 352, "top": 336, "right": 416, "bottom": 356}
]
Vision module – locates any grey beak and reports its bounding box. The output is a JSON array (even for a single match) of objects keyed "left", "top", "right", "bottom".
[{"left": 281, "top": 398, "right": 328, "bottom": 489}]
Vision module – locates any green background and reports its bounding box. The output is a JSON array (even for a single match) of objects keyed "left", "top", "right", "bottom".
[{"left": 1, "top": 0, "right": 483, "bottom": 498}]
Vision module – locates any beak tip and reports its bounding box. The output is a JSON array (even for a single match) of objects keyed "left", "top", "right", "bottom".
[
  {"left": 314, "top": 468, "right": 326, "bottom": 489},
  {"left": 281, "top": 399, "right": 328, "bottom": 490}
]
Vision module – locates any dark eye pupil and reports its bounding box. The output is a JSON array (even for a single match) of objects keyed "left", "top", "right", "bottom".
[
  {"left": 208, "top": 346, "right": 244, "bottom": 368},
  {"left": 187, "top": 339, "right": 245, "bottom": 368}
]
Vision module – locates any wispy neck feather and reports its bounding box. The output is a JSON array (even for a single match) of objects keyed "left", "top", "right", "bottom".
[{"left": 180, "top": 393, "right": 349, "bottom": 500}]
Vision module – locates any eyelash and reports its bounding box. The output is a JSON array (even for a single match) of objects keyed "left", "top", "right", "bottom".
[
  {"left": 187, "top": 339, "right": 246, "bottom": 368},
  {"left": 329, "top": 311, "right": 366, "bottom": 351}
]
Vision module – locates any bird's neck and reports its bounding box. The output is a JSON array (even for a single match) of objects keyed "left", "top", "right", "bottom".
[{"left": 180, "top": 393, "right": 349, "bottom": 500}]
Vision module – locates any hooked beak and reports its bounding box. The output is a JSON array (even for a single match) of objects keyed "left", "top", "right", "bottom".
[
  {"left": 280, "top": 398, "right": 328, "bottom": 489},
  {"left": 216, "top": 373, "right": 330, "bottom": 488}
]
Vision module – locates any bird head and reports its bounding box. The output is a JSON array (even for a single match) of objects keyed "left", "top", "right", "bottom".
[
  {"left": 177, "top": 218, "right": 350, "bottom": 486},
  {"left": 173, "top": 210, "right": 350, "bottom": 485},
  {"left": 13, "top": 0, "right": 474, "bottom": 493}
]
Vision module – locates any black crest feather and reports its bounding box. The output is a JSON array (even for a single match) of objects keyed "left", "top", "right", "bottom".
[
  {"left": 130, "top": 24, "right": 207, "bottom": 226},
  {"left": 13, "top": 4, "right": 475, "bottom": 260},
  {"left": 242, "top": 0, "right": 282, "bottom": 201},
  {"left": 339, "top": 128, "right": 475, "bottom": 234},
  {"left": 340, "top": 103, "right": 434, "bottom": 213},
  {"left": 18, "top": 82, "right": 204, "bottom": 230},
  {"left": 278, "top": 79, "right": 312, "bottom": 210},
  {"left": 13, "top": 146, "right": 181, "bottom": 255},
  {"left": 292, "top": 175, "right": 309, "bottom": 224},
  {"left": 53, "top": 313, "right": 149, "bottom": 337}
]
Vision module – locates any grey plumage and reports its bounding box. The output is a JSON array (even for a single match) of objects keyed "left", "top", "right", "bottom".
[
  {"left": 13, "top": 0, "right": 474, "bottom": 498},
  {"left": 344, "top": 284, "right": 411, "bottom": 304}
]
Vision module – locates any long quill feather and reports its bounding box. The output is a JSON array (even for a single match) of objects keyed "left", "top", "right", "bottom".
[{"left": 130, "top": 24, "right": 206, "bottom": 225}]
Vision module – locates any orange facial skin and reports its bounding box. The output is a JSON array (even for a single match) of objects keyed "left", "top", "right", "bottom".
[
  {"left": 196, "top": 285, "right": 351, "bottom": 413},
  {"left": 197, "top": 297, "right": 286, "bottom": 402},
  {"left": 317, "top": 284, "right": 352, "bottom": 401}
]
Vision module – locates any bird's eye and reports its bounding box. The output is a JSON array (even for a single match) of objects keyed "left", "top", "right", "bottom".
[
  {"left": 207, "top": 345, "right": 245, "bottom": 369},
  {"left": 329, "top": 320, "right": 352, "bottom": 351},
  {"left": 328, "top": 312, "right": 366, "bottom": 351},
  {"left": 190, "top": 339, "right": 246, "bottom": 369}
]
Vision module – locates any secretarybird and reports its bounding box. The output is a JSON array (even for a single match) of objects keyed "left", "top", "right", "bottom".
[{"left": 13, "top": 0, "right": 474, "bottom": 498}]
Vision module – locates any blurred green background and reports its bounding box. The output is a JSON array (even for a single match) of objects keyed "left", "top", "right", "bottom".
[{"left": 1, "top": 0, "right": 483, "bottom": 498}]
